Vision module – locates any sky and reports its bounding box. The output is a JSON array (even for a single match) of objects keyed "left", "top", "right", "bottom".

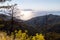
[
  {"left": 0, "top": 0, "right": 60, "bottom": 11},
  {"left": 0, "top": 0, "right": 60, "bottom": 20}
]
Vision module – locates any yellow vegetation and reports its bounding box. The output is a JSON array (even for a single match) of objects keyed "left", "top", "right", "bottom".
[{"left": 0, "top": 30, "right": 45, "bottom": 40}]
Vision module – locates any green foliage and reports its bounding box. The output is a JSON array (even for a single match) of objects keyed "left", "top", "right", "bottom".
[
  {"left": 0, "top": 24, "right": 4, "bottom": 26},
  {"left": 45, "top": 32, "right": 60, "bottom": 40}
]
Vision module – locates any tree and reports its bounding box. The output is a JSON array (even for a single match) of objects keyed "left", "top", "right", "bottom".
[{"left": 0, "top": 0, "right": 11, "bottom": 2}]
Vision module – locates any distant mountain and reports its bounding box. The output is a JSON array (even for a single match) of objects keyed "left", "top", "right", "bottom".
[
  {"left": 25, "top": 14, "right": 60, "bottom": 33},
  {"left": 0, "top": 14, "right": 22, "bottom": 22},
  {"left": 25, "top": 14, "right": 60, "bottom": 26},
  {"left": 0, "top": 14, "right": 11, "bottom": 21}
]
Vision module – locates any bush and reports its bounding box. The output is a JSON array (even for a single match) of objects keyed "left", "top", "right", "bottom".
[{"left": 0, "top": 30, "right": 45, "bottom": 40}]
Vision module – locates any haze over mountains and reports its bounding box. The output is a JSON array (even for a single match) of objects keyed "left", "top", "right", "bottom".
[{"left": 0, "top": 9, "right": 60, "bottom": 21}]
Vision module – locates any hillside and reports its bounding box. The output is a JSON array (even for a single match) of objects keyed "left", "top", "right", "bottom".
[
  {"left": 25, "top": 14, "right": 60, "bottom": 32},
  {"left": 0, "top": 14, "right": 60, "bottom": 40}
]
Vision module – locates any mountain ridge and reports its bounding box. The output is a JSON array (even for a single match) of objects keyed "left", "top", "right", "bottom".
[{"left": 0, "top": 14, "right": 60, "bottom": 35}]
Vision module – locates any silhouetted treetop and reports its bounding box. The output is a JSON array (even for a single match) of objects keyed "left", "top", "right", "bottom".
[{"left": 0, "top": 0, "right": 11, "bottom": 2}]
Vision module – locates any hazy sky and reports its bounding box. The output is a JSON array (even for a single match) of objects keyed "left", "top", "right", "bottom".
[{"left": 0, "top": 0, "right": 60, "bottom": 11}]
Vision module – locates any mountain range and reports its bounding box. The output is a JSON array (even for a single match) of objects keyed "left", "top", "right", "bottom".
[{"left": 0, "top": 14, "right": 60, "bottom": 33}]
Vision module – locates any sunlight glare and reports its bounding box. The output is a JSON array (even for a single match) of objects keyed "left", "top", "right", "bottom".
[{"left": 20, "top": 11, "right": 33, "bottom": 20}]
